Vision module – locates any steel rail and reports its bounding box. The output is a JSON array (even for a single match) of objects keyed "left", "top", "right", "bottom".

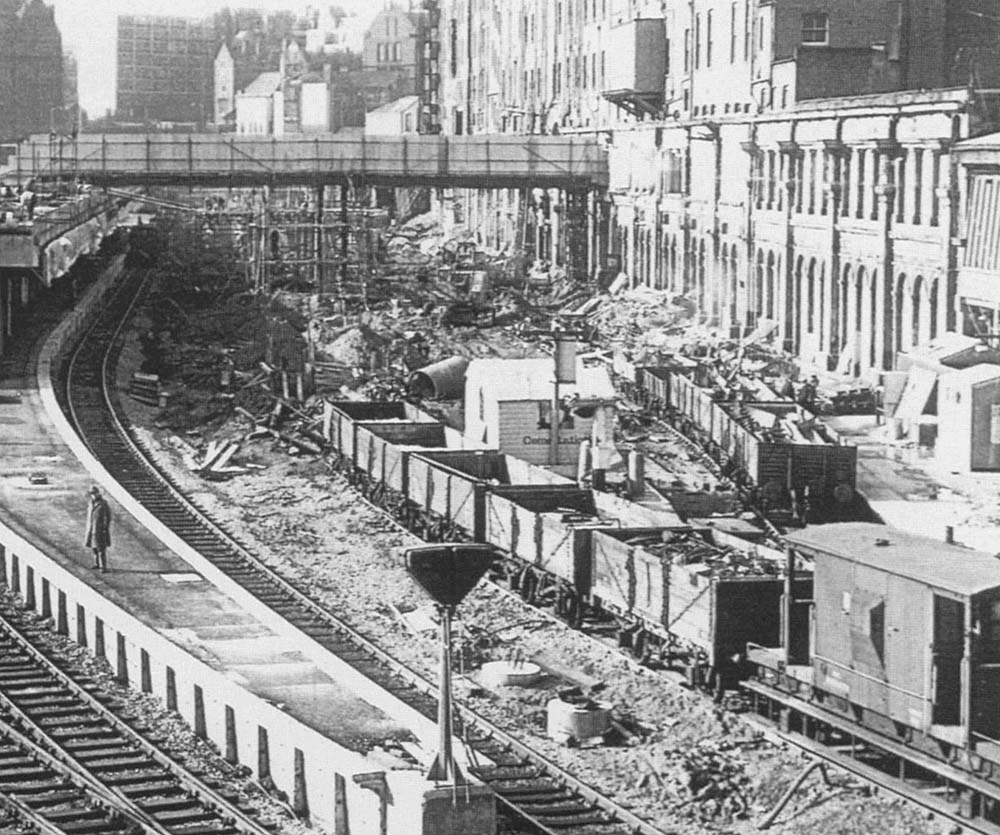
[
  {"left": 0, "top": 599, "right": 275, "bottom": 835},
  {"left": 61, "top": 267, "right": 672, "bottom": 835},
  {"left": 0, "top": 689, "right": 164, "bottom": 835},
  {"left": 48, "top": 271, "right": 301, "bottom": 835},
  {"left": 744, "top": 679, "right": 1000, "bottom": 834}
]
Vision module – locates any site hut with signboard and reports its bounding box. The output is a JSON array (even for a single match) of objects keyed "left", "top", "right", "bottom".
[{"left": 463, "top": 351, "right": 617, "bottom": 478}]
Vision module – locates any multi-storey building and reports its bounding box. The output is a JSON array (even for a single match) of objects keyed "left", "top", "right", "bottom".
[
  {"left": 362, "top": 4, "right": 425, "bottom": 96},
  {"left": 0, "top": 0, "right": 64, "bottom": 142},
  {"left": 116, "top": 14, "right": 216, "bottom": 124},
  {"left": 438, "top": 0, "right": 1000, "bottom": 373}
]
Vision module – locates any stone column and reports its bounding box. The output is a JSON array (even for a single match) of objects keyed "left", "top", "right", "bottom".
[{"left": 875, "top": 137, "right": 903, "bottom": 370}]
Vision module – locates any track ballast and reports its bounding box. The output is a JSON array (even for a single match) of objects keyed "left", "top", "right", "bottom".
[{"left": 57, "top": 269, "right": 672, "bottom": 835}]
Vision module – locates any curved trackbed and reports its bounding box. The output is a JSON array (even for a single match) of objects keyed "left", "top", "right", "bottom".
[{"left": 58, "top": 268, "right": 672, "bottom": 835}]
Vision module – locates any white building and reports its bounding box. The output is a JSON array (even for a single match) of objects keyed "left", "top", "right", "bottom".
[
  {"left": 213, "top": 43, "right": 235, "bottom": 126},
  {"left": 364, "top": 95, "right": 420, "bottom": 135},
  {"left": 464, "top": 357, "right": 616, "bottom": 476},
  {"left": 303, "top": 5, "right": 368, "bottom": 55},
  {"left": 300, "top": 78, "right": 330, "bottom": 133},
  {"left": 235, "top": 72, "right": 284, "bottom": 136}
]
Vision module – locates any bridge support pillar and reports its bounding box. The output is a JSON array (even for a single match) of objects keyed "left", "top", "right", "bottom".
[
  {"left": 314, "top": 186, "right": 325, "bottom": 298},
  {"left": 339, "top": 184, "right": 350, "bottom": 299}
]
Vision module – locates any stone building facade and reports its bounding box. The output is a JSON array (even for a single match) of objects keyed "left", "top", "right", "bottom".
[
  {"left": 362, "top": 4, "right": 424, "bottom": 96},
  {"left": 437, "top": 0, "right": 1000, "bottom": 372}
]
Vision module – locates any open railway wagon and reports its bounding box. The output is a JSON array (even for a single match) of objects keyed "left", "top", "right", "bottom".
[
  {"left": 609, "top": 348, "right": 698, "bottom": 409},
  {"left": 325, "top": 400, "right": 488, "bottom": 523},
  {"left": 483, "top": 484, "right": 685, "bottom": 625},
  {"left": 406, "top": 449, "right": 569, "bottom": 541},
  {"left": 746, "top": 523, "right": 1000, "bottom": 829},
  {"left": 322, "top": 396, "right": 816, "bottom": 697},
  {"left": 664, "top": 372, "right": 860, "bottom": 523},
  {"left": 590, "top": 528, "right": 811, "bottom": 694}
]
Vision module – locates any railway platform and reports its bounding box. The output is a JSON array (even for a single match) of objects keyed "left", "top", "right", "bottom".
[{"left": 0, "top": 262, "right": 495, "bottom": 834}]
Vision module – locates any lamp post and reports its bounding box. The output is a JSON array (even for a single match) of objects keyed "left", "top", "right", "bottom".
[{"left": 404, "top": 544, "right": 496, "bottom": 785}]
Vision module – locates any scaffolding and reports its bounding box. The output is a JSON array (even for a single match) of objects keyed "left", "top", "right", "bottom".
[
  {"left": 242, "top": 185, "right": 390, "bottom": 304},
  {"left": 140, "top": 183, "right": 392, "bottom": 304}
]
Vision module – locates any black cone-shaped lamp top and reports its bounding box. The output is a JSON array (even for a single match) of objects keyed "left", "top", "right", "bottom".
[{"left": 404, "top": 544, "right": 497, "bottom": 608}]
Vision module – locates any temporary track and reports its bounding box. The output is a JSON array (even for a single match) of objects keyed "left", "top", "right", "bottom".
[
  {"left": 57, "top": 271, "right": 672, "bottom": 835},
  {"left": 744, "top": 678, "right": 1000, "bottom": 834}
]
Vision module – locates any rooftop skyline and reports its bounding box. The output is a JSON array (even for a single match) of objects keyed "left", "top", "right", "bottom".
[{"left": 49, "top": 0, "right": 378, "bottom": 117}]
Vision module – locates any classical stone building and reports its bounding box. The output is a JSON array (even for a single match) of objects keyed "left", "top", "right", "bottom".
[{"left": 437, "top": 0, "right": 1000, "bottom": 372}]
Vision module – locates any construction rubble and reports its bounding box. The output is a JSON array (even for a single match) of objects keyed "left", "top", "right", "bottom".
[
  {"left": 654, "top": 738, "right": 757, "bottom": 824},
  {"left": 112, "top": 216, "right": 947, "bottom": 835}
]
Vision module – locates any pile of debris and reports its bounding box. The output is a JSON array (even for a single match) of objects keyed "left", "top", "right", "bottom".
[
  {"left": 633, "top": 531, "right": 782, "bottom": 577},
  {"left": 383, "top": 211, "right": 467, "bottom": 266},
  {"left": 177, "top": 437, "right": 258, "bottom": 480},
  {"left": 651, "top": 738, "right": 759, "bottom": 824},
  {"left": 586, "top": 287, "right": 689, "bottom": 349}
]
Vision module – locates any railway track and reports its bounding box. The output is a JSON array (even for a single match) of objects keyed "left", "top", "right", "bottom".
[
  {"left": 50, "top": 261, "right": 976, "bottom": 835},
  {"left": 0, "top": 282, "right": 283, "bottom": 835},
  {"left": 0, "top": 595, "right": 275, "bottom": 835},
  {"left": 619, "top": 395, "right": 787, "bottom": 542},
  {"left": 743, "top": 679, "right": 999, "bottom": 834},
  {"left": 57, "top": 270, "right": 672, "bottom": 835}
]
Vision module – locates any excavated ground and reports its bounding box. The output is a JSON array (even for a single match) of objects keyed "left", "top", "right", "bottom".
[
  {"left": 107, "top": 227, "right": 951, "bottom": 834},
  {"left": 116, "top": 375, "right": 944, "bottom": 832},
  {"left": 120, "top": 420, "right": 947, "bottom": 835}
]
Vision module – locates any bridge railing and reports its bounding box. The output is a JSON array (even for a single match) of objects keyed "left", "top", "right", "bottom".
[{"left": 12, "top": 133, "right": 608, "bottom": 189}]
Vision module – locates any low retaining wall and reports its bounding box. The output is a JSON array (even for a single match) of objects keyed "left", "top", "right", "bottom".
[{"left": 26, "top": 258, "right": 493, "bottom": 834}]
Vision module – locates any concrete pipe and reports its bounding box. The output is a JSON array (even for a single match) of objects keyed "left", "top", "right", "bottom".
[{"left": 407, "top": 356, "right": 470, "bottom": 400}]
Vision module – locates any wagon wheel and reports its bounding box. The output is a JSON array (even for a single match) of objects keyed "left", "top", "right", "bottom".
[
  {"left": 710, "top": 667, "right": 725, "bottom": 703},
  {"left": 517, "top": 566, "right": 537, "bottom": 605},
  {"left": 391, "top": 497, "right": 409, "bottom": 522},
  {"left": 561, "top": 589, "right": 583, "bottom": 628},
  {"left": 662, "top": 640, "right": 676, "bottom": 671},
  {"left": 428, "top": 518, "right": 447, "bottom": 542},
  {"left": 631, "top": 629, "right": 653, "bottom": 665},
  {"left": 507, "top": 563, "right": 522, "bottom": 593}
]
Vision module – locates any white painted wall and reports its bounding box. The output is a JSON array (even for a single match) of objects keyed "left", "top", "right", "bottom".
[{"left": 300, "top": 82, "right": 329, "bottom": 133}]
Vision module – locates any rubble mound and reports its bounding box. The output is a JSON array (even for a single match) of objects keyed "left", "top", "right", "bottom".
[
  {"left": 657, "top": 738, "right": 756, "bottom": 824},
  {"left": 323, "top": 325, "right": 389, "bottom": 368}
]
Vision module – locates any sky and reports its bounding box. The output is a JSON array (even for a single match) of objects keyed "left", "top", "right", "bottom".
[{"left": 50, "top": 0, "right": 378, "bottom": 117}]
